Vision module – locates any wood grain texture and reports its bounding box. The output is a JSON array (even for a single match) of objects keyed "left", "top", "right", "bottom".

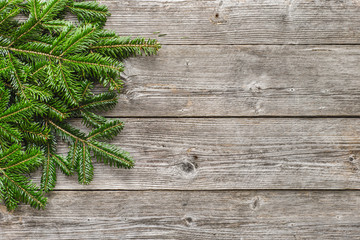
[
  {"left": 100, "top": 0, "right": 360, "bottom": 45},
  {"left": 5, "top": 0, "right": 360, "bottom": 238},
  {"left": 104, "top": 45, "right": 360, "bottom": 117},
  {"left": 28, "top": 118, "right": 360, "bottom": 190},
  {"left": 1, "top": 190, "right": 360, "bottom": 240}
]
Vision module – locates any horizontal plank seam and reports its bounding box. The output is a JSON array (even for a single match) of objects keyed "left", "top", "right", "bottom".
[
  {"left": 154, "top": 43, "right": 360, "bottom": 46},
  {"left": 74, "top": 116, "right": 360, "bottom": 119},
  {"left": 51, "top": 189, "right": 360, "bottom": 192}
]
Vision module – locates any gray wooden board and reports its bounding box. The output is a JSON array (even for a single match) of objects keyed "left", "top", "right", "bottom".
[
  {"left": 104, "top": 45, "right": 360, "bottom": 117},
  {"left": 100, "top": 0, "right": 360, "bottom": 45},
  {"left": 1, "top": 190, "right": 360, "bottom": 239},
  {"left": 28, "top": 118, "right": 360, "bottom": 190},
  {"left": 6, "top": 0, "right": 360, "bottom": 238}
]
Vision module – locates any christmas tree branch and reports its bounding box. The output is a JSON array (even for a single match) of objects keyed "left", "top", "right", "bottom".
[{"left": 0, "top": 0, "right": 159, "bottom": 210}]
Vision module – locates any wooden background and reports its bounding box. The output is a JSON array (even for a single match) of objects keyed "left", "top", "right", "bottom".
[{"left": 2, "top": 0, "right": 360, "bottom": 239}]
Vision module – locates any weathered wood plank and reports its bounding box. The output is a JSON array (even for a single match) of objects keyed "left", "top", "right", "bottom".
[
  {"left": 30, "top": 118, "right": 360, "bottom": 190},
  {"left": 108, "top": 45, "right": 360, "bottom": 117},
  {"left": 1, "top": 190, "right": 360, "bottom": 239},
  {"left": 101, "top": 0, "right": 360, "bottom": 45}
]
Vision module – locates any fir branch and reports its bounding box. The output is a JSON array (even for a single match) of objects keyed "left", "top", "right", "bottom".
[
  {"left": 41, "top": 142, "right": 56, "bottom": 192},
  {"left": 8, "top": 0, "right": 67, "bottom": 46},
  {"left": 51, "top": 153, "right": 71, "bottom": 176},
  {"left": 70, "top": 92, "right": 118, "bottom": 112},
  {"left": 0, "top": 8, "right": 19, "bottom": 25},
  {"left": 88, "top": 140, "right": 134, "bottom": 168},
  {"left": 0, "top": 144, "right": 21, "bottom": 163},
  {"left": 91, "top": 43, "right": 159, "bottom": 49},
  {"left": 1, "top": 46, "right": 123, "bottom": 72},
  {"left": 87, "top": 120, "right": 123, "bottom": 141},
  {"left": 60, "top": 24, "right": 96, "bottom": 57},
  {"left": 42, "top": 102, "right": 69, "bottom": 121},
  {"left": 57, "top": 61, "right": 80, "bottom": 106},
  {"left": 47, "top": 119, "right": 86, "bottom": 143},
  {"left": 81, "top": 111, "right": 107, "bottom": 128},
  {"left": 6, "top": 52, "right": 27, "bottom": 99},
  {"left": 0, "top": 0, "right": 22, "bottom": 14},
  {"left": 0, "top": 122, "right": 22, "bottom": 143},
  {"left": 48, "top": 120, "right": 133, "bottom": 169},
  {"left": 67, "top": 1, "right": 109, "bottom": 26},
  {"left": 0, "top": 101, "right": 32, "bottom": 122},
  {"left": 77, "top": 141, "right": 93, "bottom": 184},
  {"left": 81, "top": 81, "right": 92, "bottom": 98},
  {"left": 1, "top": 171, "right": 47, "bottom": 209},
  {"left": 0, "top": 66, "right": 9, "bottom": 72},
  {"left": 30, "top": 64, "right": 46, "bottom": 76},
  {"left": 2, "top": 149, "right": 42, "bottom": 172},
  {"left": 0, "top": 0, "right": 159, "bottom": 210},
  {"left": 21, "top": 128, "right": 49, "bottom": 142},
  {"left": 67, "top": 139, "right": 78, "bottom": 170}
]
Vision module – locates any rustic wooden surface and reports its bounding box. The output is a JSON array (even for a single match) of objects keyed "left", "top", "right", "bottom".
[
  {"left": 31, "top": 118, "right": 360, "bottom": 190},
  {"left": 3, "top": 0, "right": 360, "bottom": 239},
  {"left": 102, "top": 0, "right": 360, "bottom": 45},
  {"left": 2, "top": 191, "right": 360, "bottom": 239},
  {"left": 110, "top": 45, "right": 360, "bottom": 117}
]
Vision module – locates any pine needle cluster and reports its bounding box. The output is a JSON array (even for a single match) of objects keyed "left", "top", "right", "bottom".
[{"left": 0, "top": 0, "right": 160, "bottom": 210}]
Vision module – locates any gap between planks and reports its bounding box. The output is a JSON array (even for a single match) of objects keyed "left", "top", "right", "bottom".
[
  {"left": 157, "top": 43, "right": 360, "bottom": 46},
  {"left": 77, "top": 116, "right": 360, "bottom": 119},
  {"left": 50, "top": 189, "right": 360, "bottom": 192}
]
